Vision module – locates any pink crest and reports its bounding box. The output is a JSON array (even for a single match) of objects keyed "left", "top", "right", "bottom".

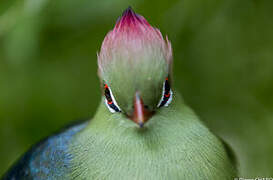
[{"left": 98, "top": 7, "right": 172, "bottom": 76}]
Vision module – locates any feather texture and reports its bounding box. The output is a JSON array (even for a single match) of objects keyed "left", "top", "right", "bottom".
[{"left": 69, "top": 94, "right": 237, "bottom": 179}]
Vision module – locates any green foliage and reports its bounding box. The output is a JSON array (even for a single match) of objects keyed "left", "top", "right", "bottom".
[{"left": 0, "top": 0, "right": 273, "bottom": 176}]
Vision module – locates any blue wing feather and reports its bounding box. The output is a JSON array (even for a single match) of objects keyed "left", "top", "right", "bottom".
[{"left": 2, "top": 121, "right": 88, "bottom": 180}]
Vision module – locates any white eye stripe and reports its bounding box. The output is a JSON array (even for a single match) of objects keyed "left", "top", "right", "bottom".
[
  {"left": 108, "top": 85, "right": 122, "bottom": 111},
  {"left": 104, "top": 84, "right": 122, "bottom": 113},
  {"left": 105, "top": 98, "right": 117, "bottom": 113},
  {"left": 157, "top": 79, "right": 173, "bottom": 108},
  {"left": 157, "top": 82, "right": 166, "bottom": 107},
  {"left": 164, "top": 89, "right": 173, "bottom": 107}
]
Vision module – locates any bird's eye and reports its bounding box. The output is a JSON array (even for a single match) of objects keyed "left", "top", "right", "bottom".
[
  {"left": 104, "top": 83, "right": 121, "bottom": 113},
  {"left": 157, "top": 77, "right": 173, "bottom": 108}
]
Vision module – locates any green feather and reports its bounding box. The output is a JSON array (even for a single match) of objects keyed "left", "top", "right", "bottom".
[{"left": 68, "top": 93, "right": 237, "bottom": 179}]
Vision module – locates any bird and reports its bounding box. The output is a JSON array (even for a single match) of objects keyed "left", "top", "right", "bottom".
[{"left": 2, "top": 7, "right": 237, "bottom": 180}]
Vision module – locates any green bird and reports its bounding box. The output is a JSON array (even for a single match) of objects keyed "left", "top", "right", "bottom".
[{"left": 3, "top": 7, "right": 237, "bottom": 180}]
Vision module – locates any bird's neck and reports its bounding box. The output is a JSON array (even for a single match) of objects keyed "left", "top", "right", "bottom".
[
  {"left": 69, "top": 91, "right": 236, "bottom": 179},
  {"left": 71, "top": 91, "right": 194, "bottom": 155},
  {"left": 70, "top": 92, "right": 194, "bottom": 178}
]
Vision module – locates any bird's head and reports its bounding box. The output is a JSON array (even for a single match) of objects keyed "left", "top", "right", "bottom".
[{"left": 97, "top": 7, "right": 173, "bottom": 127}]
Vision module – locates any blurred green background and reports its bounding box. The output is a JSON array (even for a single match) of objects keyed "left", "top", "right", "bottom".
[{"left": 1, "top": 0, "right": 273, "bottom": 177}]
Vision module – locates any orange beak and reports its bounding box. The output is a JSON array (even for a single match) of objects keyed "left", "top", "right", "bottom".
[{"left": 129, "top": 92, "right": 154, "bottom": 127}]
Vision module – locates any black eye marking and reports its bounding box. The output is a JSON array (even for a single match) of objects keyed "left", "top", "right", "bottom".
[
  {"left": 157, "top": 77, "right": 173, "bottom": 108},
  {"left": 144, "top": 105, "right": 149, "bottom": 109},
  {"left": 104, "top": 83, "right": 121, "bottom": 113}
]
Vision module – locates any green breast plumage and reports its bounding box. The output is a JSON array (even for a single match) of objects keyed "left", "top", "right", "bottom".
[{"left": 68, "top": 93, "right": 237, "bottom": 180}]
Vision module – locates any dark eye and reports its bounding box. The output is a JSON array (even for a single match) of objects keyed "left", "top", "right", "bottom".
[
  {"left": 104, "top": 83, "right": 121, "bottom": 113},
  {"left": 157, "top": 77, "right": 173, "bottom": 108}
]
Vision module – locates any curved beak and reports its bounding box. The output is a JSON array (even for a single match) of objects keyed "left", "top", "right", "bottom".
[{"left": 129, "top": 92, "right": 154, "bottom": 127}]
